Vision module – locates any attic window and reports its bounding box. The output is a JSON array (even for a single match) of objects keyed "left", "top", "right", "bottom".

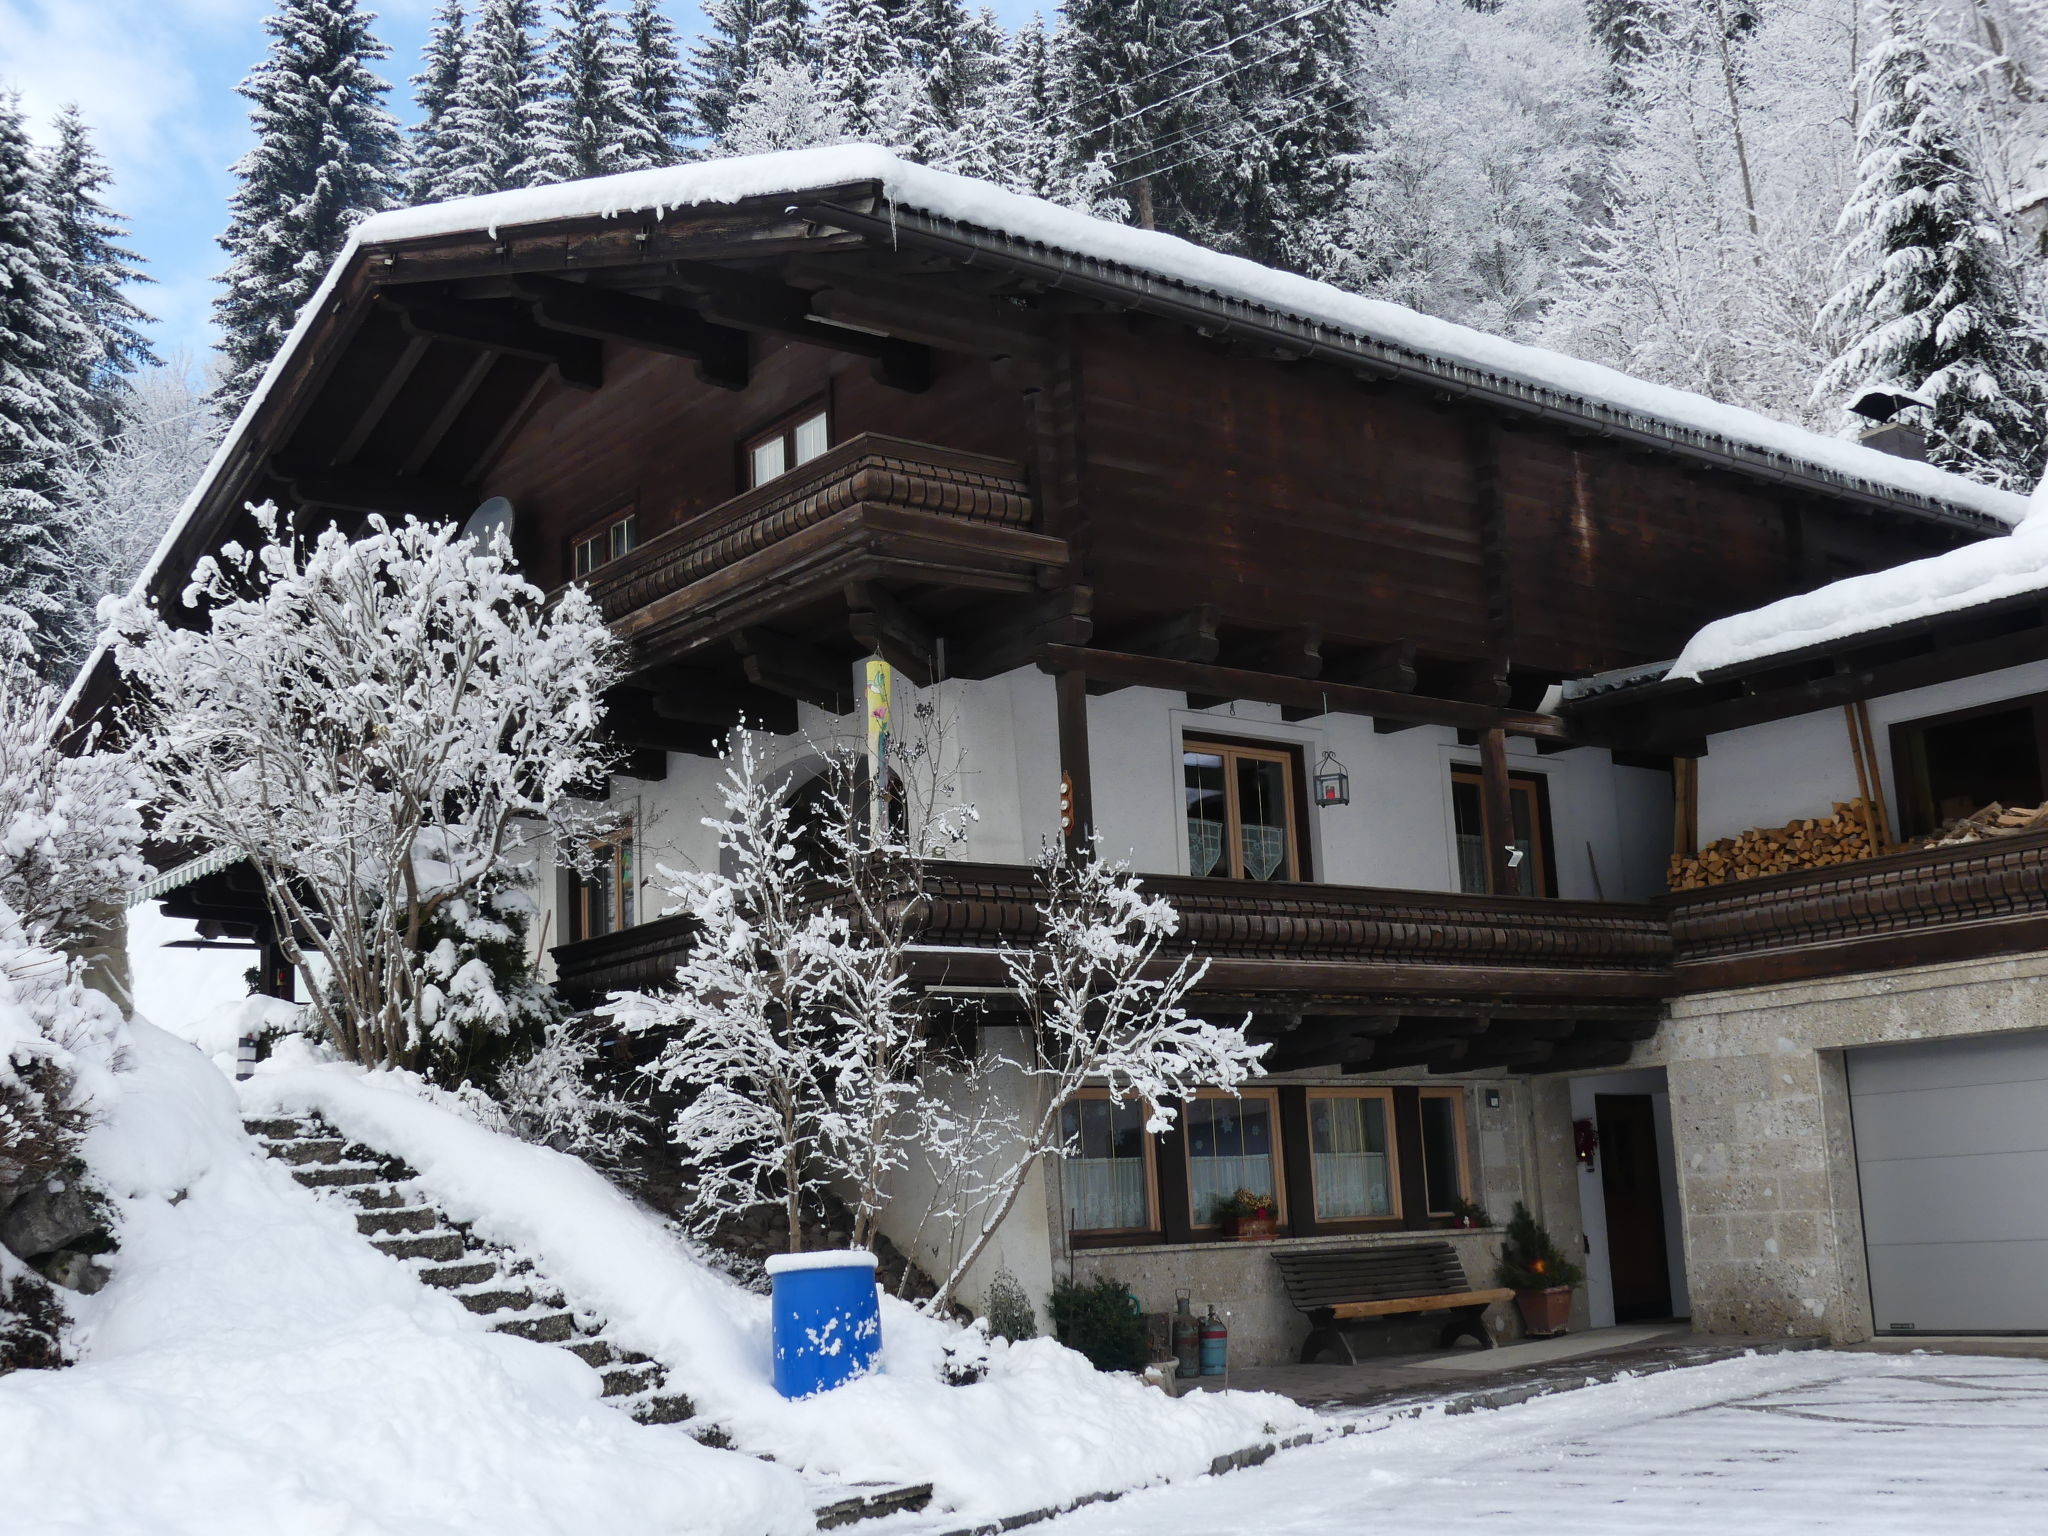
[
  {"left": 572, "top": 510, "right": 637, "bottom": 578},
  {"left": 746, "top": 406, "right": 830, "bottom": 488}
]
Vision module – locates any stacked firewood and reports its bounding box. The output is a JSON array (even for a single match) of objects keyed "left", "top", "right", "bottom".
[
  {"left": 1666, "top": 800, "right": 1880, "bottom": 890},
  {"left": 1911, "top": 800, "right": 2048, "bottom": 848}
]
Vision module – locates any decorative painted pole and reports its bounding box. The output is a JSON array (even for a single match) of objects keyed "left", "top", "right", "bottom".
[{"left": 864, "top": 656, "right": 892, "bottom": 843}]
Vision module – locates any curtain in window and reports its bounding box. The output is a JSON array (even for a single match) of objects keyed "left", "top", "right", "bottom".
[
  {"left": 1062, "top": 1099, "right": 1150, "bottom": 1231},
  {"left": 1310, "top": 1096, "right": 1393, "bottom": 1220},
  {"left": 1186, "top": 1098, "right": 1277, "bottom": 1223}
]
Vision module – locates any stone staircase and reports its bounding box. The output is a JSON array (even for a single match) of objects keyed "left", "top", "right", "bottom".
[
  {"left": 244, "top": 1113, "right": 933, "bottom": 1530},
  {"left": 244, "top": 1114, "right": 698, "bottom": 1428}
]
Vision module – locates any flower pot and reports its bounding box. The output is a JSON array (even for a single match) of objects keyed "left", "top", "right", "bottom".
[
  {"left": 1514, "top": 1285, "right": 1573, "bottom": 1338},
  {"left": 1454, "top": 1216, "right": 1476, "bottom": 1229},
  {"left": 1225, "top": 1213, "right": 1277, "bottom": 1241},
  {"left": 766, "top": 1249, "right": 881, "bottom": 1398}
]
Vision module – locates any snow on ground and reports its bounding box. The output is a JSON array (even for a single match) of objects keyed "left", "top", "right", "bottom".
[
  {"left": 1671, "top": 484, "right": 2048, "bottom": 679},
  {"left": 126, "top": 904, "right": 256, "bottom": 1038},
  {"left": 1042, "top": 1349, "right": 2048, "bottom": 1534},
  {"left": 239, "top": 1055, "right": 1311, "bottom": 1522},
  {"left": 0, "top": 1024, "right": 813, "bottom": 1536}
]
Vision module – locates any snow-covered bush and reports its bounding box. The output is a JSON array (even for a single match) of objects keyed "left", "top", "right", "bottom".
[
  {"left": 492, "top": 1014, "right": 652, "bottom": 1175},
  {"left": 108, "top": 507, "right": 620, "bottom": 1076},
  {"left": 0, "top": 656, "right": 146, "bottom": 951}
]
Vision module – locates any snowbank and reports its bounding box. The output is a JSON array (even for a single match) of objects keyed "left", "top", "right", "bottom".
[
  {"left": 0, "top": 1024, "right": 811, "bottom": 1536},
  {"left": 239, "top": 1058, "right": 1313, "bottom": 1521},
  {"left": 343, "top": 145, "right": 2022, "bottom": 529},
  {"left": 1671, "top": 502, "right": 2048, "bottom": 680}
]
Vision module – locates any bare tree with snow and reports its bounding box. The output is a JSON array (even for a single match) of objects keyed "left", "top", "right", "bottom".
[{"left": 108, "top": 508, "right": 620, "bottom": 1074}]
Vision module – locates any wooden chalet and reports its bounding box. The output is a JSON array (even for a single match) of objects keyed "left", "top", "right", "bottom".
[{"left": 99, "top": 148, "right": 2043, "bottom": 1358}]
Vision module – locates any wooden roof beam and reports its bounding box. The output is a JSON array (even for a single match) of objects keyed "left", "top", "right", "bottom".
[
  {"left": 669, "top": 260, "right": 932, "bottom": 391},
  {"left": 733, "top": 628, "right": 852, "bottom": 713},
  {"left": 380, "top": 293, "right": 603, "bottom": 391},
  {"left": 272, "top": 464, "right": 472, "bottom": 522},
  {"left": 513, "top": 274, "right": 749, "bottom": 390},
  {"left": 845, "top": 581, "right": 938, "bottom": 685}
]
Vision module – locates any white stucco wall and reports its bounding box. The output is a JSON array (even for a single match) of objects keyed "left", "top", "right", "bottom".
[{"left": 1695, "top": 657, "right": 2048, "bottom": 846}]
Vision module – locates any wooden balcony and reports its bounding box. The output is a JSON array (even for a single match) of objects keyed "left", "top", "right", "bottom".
[
  {"left": 577, "top": 433, "right": 1066, "bottom": 666},
  {"left": 1665, "top": 828, "right": 2048, "bottom": 990}
]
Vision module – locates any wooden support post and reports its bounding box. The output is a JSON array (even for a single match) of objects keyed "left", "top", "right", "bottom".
[
  {"left": 1055, "top": 666, "right": 1094, "bottom": 853},
  {"left": 1479, "top": 725, "right": 1517, "bottom": 895},
  {"left": 1672, "top": 756, "right": 1699, "bottom": 860}
]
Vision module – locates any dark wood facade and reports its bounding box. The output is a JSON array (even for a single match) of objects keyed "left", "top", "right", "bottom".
[{"left": 94, "top": 169, "right": 2028, "bottom": 1070}]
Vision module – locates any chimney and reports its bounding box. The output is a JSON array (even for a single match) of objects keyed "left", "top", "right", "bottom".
[{"left": 1848, "top": 387, "right": 1930, "bottom": 462}]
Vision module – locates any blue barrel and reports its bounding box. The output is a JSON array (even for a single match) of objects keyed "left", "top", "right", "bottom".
[{"left": 765, "top": 1249, "right": 882, "bottom": 1398}]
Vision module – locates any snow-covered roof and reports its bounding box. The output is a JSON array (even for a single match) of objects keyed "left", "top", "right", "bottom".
[
  {"left": 344, "top": 144, "right": 2027, "bottom": 530},
  {"left": 1670, "top": 479, "right": 2048, "bottom": 681}
]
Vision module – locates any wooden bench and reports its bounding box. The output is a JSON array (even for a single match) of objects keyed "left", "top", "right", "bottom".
[{"left": 1275, "top": 1242, "right": 1513, "bottom": 1364}]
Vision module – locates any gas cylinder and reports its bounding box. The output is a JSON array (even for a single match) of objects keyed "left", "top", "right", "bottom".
[
  {"left": 1172, "top": 1294, "right": 1201, "bottom": 1378},
  {"left": 1198, "top": 1305, "right": 1228, "bottom": 1376}
]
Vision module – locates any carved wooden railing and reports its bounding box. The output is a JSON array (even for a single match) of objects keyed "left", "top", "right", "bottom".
[
  {"left": 1664, "top": 828, "right": 2048, "bottom": 983},
  {"left": 551, "top": 911, "right": 696, "bottom": 998},
  {"left": 578, "top": 433, "right": 1036, "bottom": 626}
]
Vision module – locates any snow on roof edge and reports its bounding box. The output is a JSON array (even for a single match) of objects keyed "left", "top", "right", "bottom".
[{"left": 350, "top": 144, "right": 2027, "bottom": 530}]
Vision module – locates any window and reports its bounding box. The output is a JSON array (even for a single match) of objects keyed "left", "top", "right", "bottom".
[
  {"left": 1060, "top": 1095, "right": 1156, "bottom": 1234},
  {"left": 1185, "top": 1091, "right": 1284, "bottom": 1227},
  {"left": 1307, "top": 1089, "right": 1398, "bottom": 1221},
  {"left": 745, "top": 406, "right": 830, "bottom": 487},
  {"left": 572, "top": 510, "right": 637, "bottom": 578},
  {"left": 1183, "top": 738, "right": 1306, "bottom": 881},
  {"left": 1450, "top": 767, "right": 1554, "bottom": 897},
  {"left": 1891, "top": 696, "right": 2048, "bottom": 837},
  {"left": 567, "top": 828, "right": 634, "bottom": 942},
  {"left": 1418, "top": 1089, "right": 1470, "bottom": 1216}
]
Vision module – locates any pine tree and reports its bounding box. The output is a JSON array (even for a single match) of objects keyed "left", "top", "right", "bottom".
[
  {"left": 817, "top": 0, "right": 903, "bottom": 139},
  {"left": 690, "top": 0, "right": 813, "bottom": 142},
  {"left": 539, "top": 0, "right": 655, "bottom": 180},
  {"left": 0, "top": 94, "right": 92, "bottom": 668},
  {"left": 212, "top": 0, "right": 404, "bottom": 411},
  {"left": 1820, "top": 1, "right": 2048, "bottom": 487},
  {"left": 40, "top": 106, "right": 154, "bottom": 423},
  {"left": 408, "top": 0, "right": 469, "bottom": 202},
  {"left": 1059, "top": 0, "right": 1235, "bottom": 232},
  {"left": 954, "top": 16, "right": 1116, "bottom": 210},
  {"left": 439, "top": 0, "right": 553, "bottom": 197},
  {"left": 622, "top": 0, "right": 692, "bottom": 161}
]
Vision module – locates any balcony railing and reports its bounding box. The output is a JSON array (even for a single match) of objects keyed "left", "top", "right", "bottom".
[
  {"left": 1665, "top": 827, "right": 2048, "bottom": 987},
  {"left": 576, "top": 433, "right": 1047, "bottom": 658}
]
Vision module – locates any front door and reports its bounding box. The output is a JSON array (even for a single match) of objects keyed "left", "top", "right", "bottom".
[{"left": 1597, "top": 1093, "right": 1674, "bottom": 1322}]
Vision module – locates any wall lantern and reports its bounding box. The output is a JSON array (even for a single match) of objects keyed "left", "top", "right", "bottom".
[
  {"left": 1311, "top": 750, "right": 1351, "bottom": 807},
  {"left": 1574, "top": 1117, "right": 1599, "bottom": 1168}
]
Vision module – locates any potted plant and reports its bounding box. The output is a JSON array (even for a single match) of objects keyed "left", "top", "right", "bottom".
[
  {"left": 1448, "top": 1196, "right": 1491, "bottom": 1230},
  {"left": 1495, "top": 1201, "right": 1583, "bottom": 1337},
  {"left": 1217, "top": 1188, "right": 1278, "bottom": 1240}
]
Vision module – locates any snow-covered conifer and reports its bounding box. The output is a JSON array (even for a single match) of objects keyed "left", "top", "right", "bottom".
[
  {"left": 538, "top": 0, "right": 658, "bottom": 180},
  {"left": 438, "top": 0, "right": 554, "bottom": 197},
  {"left": 621, "top": 0, "right": 692, "bottom": 162},
  {"left": 408, "top": 0, "right": 470, "bottom": 203},
  {"left": 949, "top": 17, "right": 1116, "bottom": 211},
  {"left": 109, "top": 510, "right": 621, "bottom": 1075},
  {"left": 689, "top": 0, "right": 813, "bottom": 142},
  {"left": 816, "top": 0, "right": 903, "bottom": 139},
  {"left": 39, "top": 107, "right": 153, "bottom": 419},
  {"left": 0, "top": 94, "right": 92, "bottom": 662},
  {"left": 1820, "top": 1, "right": 2048, "bottom": 487},
  {"left": 718, "top": 57, "right": 848, "bottom": 153},
  {"left": 211, "top": 0, "right": 404, "bottom": 411}
]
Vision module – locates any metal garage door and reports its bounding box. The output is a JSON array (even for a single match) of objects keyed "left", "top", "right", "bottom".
[{"left": 1850, "top": 1031, "right": 2048, "bottom": 1334}]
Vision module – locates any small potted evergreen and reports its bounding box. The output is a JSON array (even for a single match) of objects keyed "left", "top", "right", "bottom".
[
  {"left": 1448, "top": 1196, "right": 1491, "bottom": 1230},
  {"left": 1495, "top": 1201, "right": 1583, "bottom": 1337},
  {"left": 1217, "top": 1188, "right": 1278, "bottom": 1240}
]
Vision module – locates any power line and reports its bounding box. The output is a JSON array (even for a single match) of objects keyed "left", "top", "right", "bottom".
[
  {"left": 1106, "top": 69, "right": 1350, "bottom": 179},
  {"left": 1066, "top": 0, "right": 1341, "bottom": 120},
  {"left": 1108, "top": 86, "right": 1358, "bottom": 194}
]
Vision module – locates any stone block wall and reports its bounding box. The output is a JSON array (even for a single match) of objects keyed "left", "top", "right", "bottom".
[{"left": 1646, "top": 950, "right": 2048, "bottom": 1342}]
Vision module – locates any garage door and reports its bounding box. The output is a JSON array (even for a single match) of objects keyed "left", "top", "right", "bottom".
[{"left": 1850, "top": 1031, "right": 2048, "bottom": 1334}]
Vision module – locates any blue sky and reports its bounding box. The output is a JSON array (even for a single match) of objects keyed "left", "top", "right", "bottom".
[{"left": 0, "top": 0, "right": 1038, "bottom": 371}]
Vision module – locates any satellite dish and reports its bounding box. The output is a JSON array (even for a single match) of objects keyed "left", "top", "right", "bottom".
[{"left": 462, "top": 496, "right": 517, "bottom": 554}]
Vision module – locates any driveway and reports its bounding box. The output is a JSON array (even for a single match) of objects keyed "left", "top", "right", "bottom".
[{"left": 1044, "top": 1350, "right": 2048, "bottom": 1534}]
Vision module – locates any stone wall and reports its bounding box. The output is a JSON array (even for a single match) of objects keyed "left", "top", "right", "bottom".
[{"left": 1644, "top": 949, "right": 2048, "bottom": 1341}]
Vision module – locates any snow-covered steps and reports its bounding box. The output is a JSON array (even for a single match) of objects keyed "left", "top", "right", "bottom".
[{"left": 243, "top": 1114, "right": 698, "bottom": 1433}]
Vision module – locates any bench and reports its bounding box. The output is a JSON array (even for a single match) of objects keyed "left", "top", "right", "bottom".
[{"left": 1275, "top": 1242, "right": 1514, "bottom": 1364}]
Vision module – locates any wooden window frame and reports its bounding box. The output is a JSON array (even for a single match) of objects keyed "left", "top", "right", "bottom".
[
  {"left": 1417, "top": 1087, "right": 1472, "bottom": 1217},
  {"left": 1059, "top": 1089, "right": 1162, "bottom": 1239},
  {"left": 1183, "top": 1086, "right": 1288, "bottom": 1231},
  {"left": 741, "top": 398, "right": 832, "bottom": 489},
  {"left": 1449, "top": 764, "right": 1558, "bottom": 897},
  {"left": 1181, "top": 734, "right": 1313, "bottom": 882},
  {"left": 565, "top": 825, "right": 634, "bottom": 943},
  {"left": 1302, "top": 1086, "right": 1403, "bottom": 1229},
  {"left": 570, "top": 505, "right": 637, "bottom": 579},
  {"left": 1888, "top": 691, "right": 2048, "bottom": 839}
]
